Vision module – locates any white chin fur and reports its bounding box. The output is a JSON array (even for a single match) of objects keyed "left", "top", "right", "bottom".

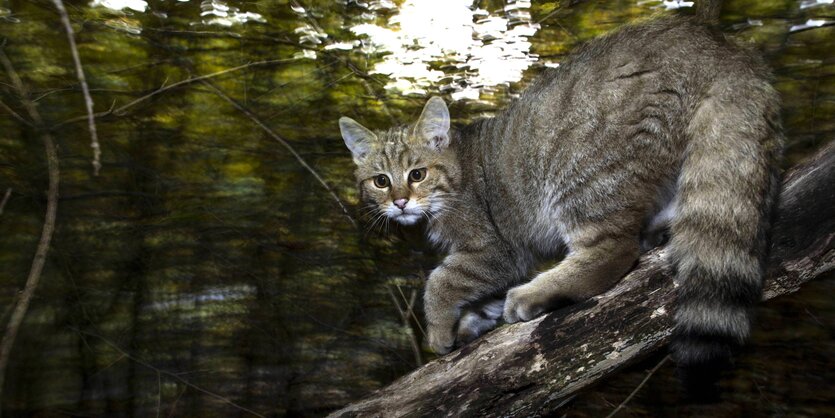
[
  {"left": 392, "top": 213, "right": 422, "bottom": 225},
  {"left": 386, "top": 200, "right": 426, "bottom": 225}
]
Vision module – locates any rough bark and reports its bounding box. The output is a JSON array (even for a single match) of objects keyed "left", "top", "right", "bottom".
[
  {"left": 696, "top": 0, "right": 723, "bottom": 24},
  {"left": 330, "top": 141, "right": 835, "bottom": 418}
]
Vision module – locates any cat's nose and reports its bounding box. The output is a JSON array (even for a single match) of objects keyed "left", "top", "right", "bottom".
[{"left": 393, "top": 198, "right": 407, "bottom": 210}]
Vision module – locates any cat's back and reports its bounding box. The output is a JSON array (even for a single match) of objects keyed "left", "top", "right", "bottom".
[
  {"left": 545, "top": 16, "right": 767, "bottom": 92},
  {"left": 487, "top": 15, "right": 772, "bottom": 175},
  {"left": 474, "top": 15, "right": 777, "bottom": 247},
  {"left": 538, "top": 16, "right": 770, "bottom": 122}
]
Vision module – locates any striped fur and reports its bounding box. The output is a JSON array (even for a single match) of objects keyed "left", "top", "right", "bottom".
[{"left": 339, "top": 16, "right": 783, "bottom": 384}]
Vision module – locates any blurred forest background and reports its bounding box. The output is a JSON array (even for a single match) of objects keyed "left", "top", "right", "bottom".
[{"left": 0, "top": 0, "right": 832, "bottom": 416}]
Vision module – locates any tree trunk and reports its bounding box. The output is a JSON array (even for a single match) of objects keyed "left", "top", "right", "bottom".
[{"left": 329, "top": 142, "right": 835, "bottom": 418}]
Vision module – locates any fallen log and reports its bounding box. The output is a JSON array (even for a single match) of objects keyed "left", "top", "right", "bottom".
[{"left": 330, "top": 142, "right": 835, "bottom": 418}]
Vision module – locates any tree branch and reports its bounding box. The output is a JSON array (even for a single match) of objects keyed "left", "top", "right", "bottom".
[
  {"left": 0, "top": 188, "right": 11, "bottom": 216},
  {"left": 52, "top": 58, "right": 299, "bottom": 129},
  {"left": 329, "top": 142, "right": 835, "bottom": 417},
  {"left": 604, "top": 355, "right": 670, "bottom": 418},
  {"left": 74, "top": 329, "right": 266, "bottom": 418},
  {"left": 388, "top": 285, "right": 424, "bottom": 367},
  {"left": 0, "top": 49, "right": 61, "bottom": 418},
  {"left": 200, "top": 79, "right": 358, "bottom": 228},
  {"left": 0, "top": 99, "right": 32, "bottom": 127},
  {"left": 51, "top": 0, "right": 101, "bottom": 175}
]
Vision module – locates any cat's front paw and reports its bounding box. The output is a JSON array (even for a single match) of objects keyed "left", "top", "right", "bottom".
[
  {"left": 427, "top": 322, "right": 456, "bottom": 354},
  {"left": 503, "top": 284, "right": 546, "bottom": 323}
]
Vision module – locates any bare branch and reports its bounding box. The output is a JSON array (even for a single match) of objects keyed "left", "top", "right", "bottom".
[
  {"left": 349, "top": 66, "right": 396, "bottom": 124},
  {"left": 0, "top": 49, "right": 60, "bottom": 418},
  {"left": 0, "top": 99, "right": 32, "bottom": 127},
  {"left": 53, "top": 58, "right": 299, "bottom": 129},
  {"left": 76, "top": 329, "right": 266, "bottom": 418},
  {"left": 157, "top": 371, "right": 162, "bottom": 418},
  {"left": 200, "top": 79, "right": 358, "bottom": 228},
  {"left": 397, "top": 283, "right": 426, "bottom": 339},
  {"left": 0, "top": 188, "right": 11, "bottom": 215},
  {"left": 51, "top": 0, "right": 101, "bottom": 175},
  {"left": 167, "top": 384, "right": 187, "bottom": 418},
  {"left": 388, "top": 285, "right": 424, "bottom": 367},
  {"left": 604, "top": 355, "right": 671, "bottom": 418}
]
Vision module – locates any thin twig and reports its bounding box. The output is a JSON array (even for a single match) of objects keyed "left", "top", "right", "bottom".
[
  {"left": 355, "top": 71, "right": 396, "bottom": 124},
  {"left": 387, "top": 287, "right": 405, "bottom": 318},
  {"left": 157, "top": 371, "right": 162, "bottom": 418},
  {"left": 804, "top": 307, "right": 824, "bottom": 327},
  {"left": 0, "top": 99, "right": 32, "bottom": 127},
  {"left": 406, "top": 288, "right": 417, "bottom": 319},
  {"left": 87, "top": 352, "right": 127, "bottom": 379},
  {"left": 0, "top": 188, "right": 11, "bottom": 215},
  {"left": 51, "top": 0, "right": 101, "bottom": 175},
  {"left": 200, "top": 79, "right": 357, "bottom": 228},
  {"left": 604, "top": 355, "right": 670, "bottom": 418},
  {"left": 397, "top": 284, "right": 426, "bottom": 339},
  {"left": 387, "top": 285, "right": 423, "bottom": 366},
  {"left": 53, "top": 58, "right": 299, "bottom": 129},
  {"left": 0, "top": 49, "right": 60, "bottom": 418},
  {"left": 405, "top": 288, "right": 423, "bottom": 365},
  {"left": 77, "top": 329, "right": 266, "bottom": 418},
  {"left": 167, "top": 385, "right": 187, "bottom": 418}
]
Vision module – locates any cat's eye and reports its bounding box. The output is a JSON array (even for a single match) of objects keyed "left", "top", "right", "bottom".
[
  {"left": 372, "top": 174, "right": 390, "bottom": 188},
  {"left": 408, "top": 168, "right": 427, "bottom": 183}
]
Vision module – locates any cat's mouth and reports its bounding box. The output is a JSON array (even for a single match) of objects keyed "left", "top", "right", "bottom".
[
  {"left": 392, "top": 212, "right": 422, "bottom": 225},
  {"left": 385, "top": 200, "right": 427, "bottom": 225}
]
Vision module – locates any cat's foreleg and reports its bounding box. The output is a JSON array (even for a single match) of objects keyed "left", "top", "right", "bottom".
[
  {"left": 425, "top": 252, "right": 512, "bottom": 354},
  {"left": 503, "top": 234, "right": 639, "bottom": 323}
]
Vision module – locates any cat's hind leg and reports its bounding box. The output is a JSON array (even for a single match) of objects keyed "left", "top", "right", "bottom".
[
  {"left": 504, "top": 230, "right": 639, "bottom": 323},
  {"left": 456, "top": 297, "right": 504, "bottom": 344}
]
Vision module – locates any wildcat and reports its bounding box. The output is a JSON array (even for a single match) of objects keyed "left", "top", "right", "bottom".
[{"left": 338, "top": 13, "right": 782, "bottom": 379}]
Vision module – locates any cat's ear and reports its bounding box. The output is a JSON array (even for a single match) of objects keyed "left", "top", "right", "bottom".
[
  {"left": 414, "top": 96, "right": 450, "bottom": 151},
  {"left": 339, "top": 117, "right": 377, "bottom": 161}
]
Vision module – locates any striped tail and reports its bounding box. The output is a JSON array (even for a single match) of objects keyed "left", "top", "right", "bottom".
[{"left": 669, "top": 74, "right": 783, "bottom": 398}]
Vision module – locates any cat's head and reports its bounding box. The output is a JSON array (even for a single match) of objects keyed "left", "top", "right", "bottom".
[{"left": 339, "top": 97, "right": 460, "bottom": 226}]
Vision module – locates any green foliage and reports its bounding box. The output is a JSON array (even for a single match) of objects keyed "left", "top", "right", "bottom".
[{"left": 0, "top": 0, "right": 831, "bottom": 416}]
